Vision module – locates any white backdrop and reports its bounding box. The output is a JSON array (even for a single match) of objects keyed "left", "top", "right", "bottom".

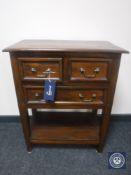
[{"left": 0, "top": 0, "right": 131, "bottom": 115}]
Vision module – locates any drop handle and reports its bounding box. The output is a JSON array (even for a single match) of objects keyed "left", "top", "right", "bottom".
[
  {"left": 79, "top": 93, "right": 97, "bottom": 102},
  {"left": 31, "top": 67, "right": 37, "bottom": 72},
  {"left": 35, "top": 93, "right": 40, "bottom": 97},
  {"left": 80, "top": 67, "right": 100, "bottom": 78},
  {"left": 37, "top": 68, "right": 56, "bottom": 78}
]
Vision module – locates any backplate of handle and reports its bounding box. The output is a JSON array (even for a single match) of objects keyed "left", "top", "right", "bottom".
[
  {"left": 35, "top": 93, "right": 40, "bottom": 97},
  {"left": 30, "top": 68, "right": 56, "bottom": 78},
  {"left": 79, "top": 93, "right": 96, "bottom": 102},
  {"left": 80, "top": 67, "right": 100, "bottom": 78}
]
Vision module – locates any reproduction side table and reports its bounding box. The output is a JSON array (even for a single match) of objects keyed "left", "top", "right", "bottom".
[{"left": 3, "top": 40, "right": 129, "bottom": 152}]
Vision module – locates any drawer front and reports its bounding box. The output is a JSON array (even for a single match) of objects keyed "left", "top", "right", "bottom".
[
  {"left": 24, "top": 86, "right": 104, "bottom": 105},
  {"left": 18, "top": 58, "right": 62, "bottom": 81},
  {"left": 68, "top": 58, "right": 112, "bottom": 82}
]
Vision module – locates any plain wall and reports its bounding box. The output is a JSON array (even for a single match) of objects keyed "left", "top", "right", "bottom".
[{"left": 0, "top": 0, "right": 131, "bottom": 115}]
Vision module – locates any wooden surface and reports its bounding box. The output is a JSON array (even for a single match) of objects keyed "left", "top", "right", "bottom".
[
  {"left": 20, "top": 58, "right": 62, "bottom": 81},
  {"left": 24, "top": 86, "right": 104, "bottom": 104},
  {"left": 31, "top": 112, "right": 100, "bottom": 145},
  {"left": 3, "top": 40, "right": 129, "bottom": 53},
  {"left": 4, "top": 40, "right": 129, "bottom": 152}
]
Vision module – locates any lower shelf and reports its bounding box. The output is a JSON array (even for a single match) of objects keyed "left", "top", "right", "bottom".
[{"left": 30, "top": 111, "right": 100, "bottom": 145}]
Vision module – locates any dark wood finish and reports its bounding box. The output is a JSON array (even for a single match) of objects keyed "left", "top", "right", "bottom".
[
  {"left": 18, "top": 57, "right": 62, "bottom": 81},
  {"left": 3, "top": 40, "right": 129, "bottom": 153},
  {"left": 68, "top": 58, "right": 111, "bottom": 82},
  {"left": 24, "top": 86, "right": 104, "bottom": 104},
  {"left": 10, "top": 54, "right": 32, "bottom": 152},
  {"left": 31, "top": 112, "right": 100, "bottom": 145},
  {"left": 3, "top": 40, "right": 129, "bottom": 53}
]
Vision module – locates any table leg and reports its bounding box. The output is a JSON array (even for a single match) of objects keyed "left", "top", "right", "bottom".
[
  {"left": 97, "top": 108, "right": 111, "bottom": 153},
  {"left": 20, "top": 109, "right": 32, "bottom": 152}
]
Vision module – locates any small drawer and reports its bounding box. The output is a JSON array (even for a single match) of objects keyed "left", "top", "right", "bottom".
[
  {"left": 18, "top": 58, "right": 62, "bottom": 81},
  {"left": 68, "top": 58, "right": 112, "bottom": 82},
  {"left": 24, "top": 86, "right": 104, "bottom": 105}
]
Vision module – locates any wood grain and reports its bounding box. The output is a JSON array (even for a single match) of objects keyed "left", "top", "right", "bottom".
[
  {"left": 3, "top": 40, "right": 129, "bottom": 152},
  {"left": 24, "top": 86, "right": 104, "bottom": 105},
  {"left": 3, "top": 40, "right": 129, "bottom": 53},
  {"left": 31, "top": 112, "right": 100, "bottom": 145}
]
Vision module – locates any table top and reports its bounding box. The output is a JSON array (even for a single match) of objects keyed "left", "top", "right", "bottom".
[{"left": 3, "top": 40, "right": 129, "bottom": 53}]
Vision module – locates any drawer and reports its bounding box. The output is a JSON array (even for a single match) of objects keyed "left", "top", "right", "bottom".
[
  {"left": 24, "top": 86, "right": 105, "bottom": 105},
  {"left": 18, "top": 58, "right": 62, "bottom": 81},
  {"left": 68, "top": 58, "right": 112, "bottom": 82}
]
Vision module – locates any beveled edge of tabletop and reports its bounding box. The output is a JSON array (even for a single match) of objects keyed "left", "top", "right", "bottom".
[{"left": 2, "top": 40, "right": 129, "bottom": 54}]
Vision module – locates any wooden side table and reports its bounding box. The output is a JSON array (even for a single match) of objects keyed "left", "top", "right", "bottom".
[{"left": 3, "top": 40, "right": 129, "bottom": 152}]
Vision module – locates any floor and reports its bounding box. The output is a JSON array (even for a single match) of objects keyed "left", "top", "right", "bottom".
[{"left": 0, "top": 120, "right": 131, "bottom": 175}]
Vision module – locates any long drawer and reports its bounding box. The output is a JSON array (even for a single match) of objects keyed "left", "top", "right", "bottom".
[{"left": 24, "top": 86, "right": 105, "bottom": 105}]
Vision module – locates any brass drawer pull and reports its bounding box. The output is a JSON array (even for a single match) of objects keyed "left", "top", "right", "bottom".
[
  {"left": 35, "top": 93, "right": 45, "bottom": 101},
  {"left": 80, "top": 67, "right": 100, "bottom": 78},
  {"left": 35, "top": 93, "right": 40, "bottom": 97},
  {"left": 37, "top": 74, "right": 48, "bottom": 78},
  {"left": 79, "top": 93, "right": 96, "bottom": 102},
  {"left": 31, "top": 67, "right": 37, "bottom": 72},
  {"left": 37, "top": 68, "right": 56, "bottom": 78}
]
